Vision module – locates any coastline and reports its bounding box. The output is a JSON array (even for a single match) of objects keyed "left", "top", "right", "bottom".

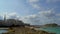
[{"left": 2, "top": 26, "right": 56, "bottom": 34}]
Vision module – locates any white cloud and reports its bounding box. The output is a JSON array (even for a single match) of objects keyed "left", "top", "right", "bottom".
[
  {"left": 28, "top": 0, "right": 39, "bottom": 3},
  {"left": 31, "top": 4, "right": 41, "bottom": 9},
  {"left": 21, "top": 9, "right": 60, "bottom": 25},
  {"left": 27, "top": 0, "right": 42, "bottom": 10},
  {"left": 0, "top": 10, "right": 60, "bottom": 25},
  {"left": 8, "top": 12, "right": 17, "bottom": 16},
  {"left": 0, "top": 12, "right": 20, "bottom": 19},
  {"left": 25, "top": 0, "right": 60, "bottom": 25},
  {"left": 0, "top": 11, "right": 26, "bottom": 21},
  {"left": 27, "top": 0, "right": 60, "bottom": 10},
  {"left": 7, "top": 12, "right": 20, "bottom": 19},
  {"left": 46, "top": 0, "right": 60, "bottom": 3},
  {"left": 56, "top": 13, "right": 60, "bottom": 16}
]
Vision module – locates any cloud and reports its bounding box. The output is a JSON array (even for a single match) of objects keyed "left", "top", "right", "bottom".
[
  {"left": 8, "top": 12, "right": 17, "bottom": 16},
  {"left": 27, "top": 0, "right": 39, "bottom": 3},
  {"left": 46, "top": 0, "right": 60, "bottom": 3},
  {"left": 28, "top": 0, "right": 60, "bottom": 3},
  {"left": 27, "top": 0, "right": 42, "bottom": 10},
  {"left": 21, "top": 9, "right": 60, "bottom": 25},
  {"left": 0, "top": 12, "right": 20, "bottom": 20},
  {"left": 56, "top": 13, "right": 60, "bottom": 16},
  {"left": 7, "top": 12, "right": 20, "bottom": 19},
  {"left": 31, "top": 4, "right": 41, "bottom": 10},
  {"left": 27, "top": 0, "right": 60, "bottom": 11},
  {"left": 19, "top": 0, "right": 60, "bottom": 25},
  {"left": 0, "top": 10, "right": 60, "bottom": 25}
]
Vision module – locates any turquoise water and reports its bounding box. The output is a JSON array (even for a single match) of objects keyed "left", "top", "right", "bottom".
[
  {"left": 36, "top": 27, "right": 60, "bottom": 34},
  {"left": 0, "top": 30, "right": 8, "bottom": 34}
]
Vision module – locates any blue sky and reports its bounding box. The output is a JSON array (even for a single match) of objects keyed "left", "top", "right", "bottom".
[{"left": 0, "top": 0, "right": 60, "bottom": 25}]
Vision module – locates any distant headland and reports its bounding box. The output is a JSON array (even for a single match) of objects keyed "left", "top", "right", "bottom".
[{"left": 43, "top": 23, "right": 58, "bottom": 27}]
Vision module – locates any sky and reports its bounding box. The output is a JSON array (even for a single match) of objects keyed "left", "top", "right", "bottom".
[{"left": 0, "top": 0, "right": 60, "bottom": 25}]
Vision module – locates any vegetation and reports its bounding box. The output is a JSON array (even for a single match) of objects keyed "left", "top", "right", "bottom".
[{"left": 44, "top": 23, "right": 58, "bottom": 27}]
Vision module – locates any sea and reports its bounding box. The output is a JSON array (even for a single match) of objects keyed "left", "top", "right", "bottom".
[
  {"left": 35, "top": 27, "right": 60, "bottom": 34},
  {"left": 0, "top": 27, "right": 60, "bottom": 34},
  {"left": 0, "top": 29, "right": 8, "bottom": 34}
]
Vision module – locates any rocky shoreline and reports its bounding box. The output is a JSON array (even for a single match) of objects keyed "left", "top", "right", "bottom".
[{"left": 2, "top": 27, "right": 56, "bottom": 34}]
